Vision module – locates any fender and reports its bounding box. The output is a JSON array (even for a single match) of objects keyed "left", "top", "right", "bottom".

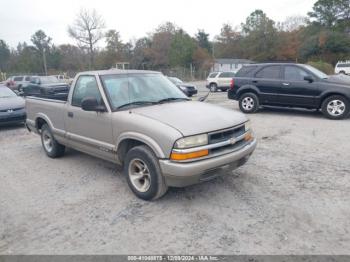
[
  {"left": 35, "top": 113, "right": 65, "bottom": 138},
  {"left": 236, "top": 85, "right": 260, "bottom": 98},
  {"left": 317, "top": 90, "right": 350, "bottom": 108},
  {"left": 116, "top": 132, "right": 166, "bottom": 159}
]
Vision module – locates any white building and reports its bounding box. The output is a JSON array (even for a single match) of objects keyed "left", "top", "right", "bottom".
[{"left": 212, "top": 59, "right": 254, "bottom": 73}]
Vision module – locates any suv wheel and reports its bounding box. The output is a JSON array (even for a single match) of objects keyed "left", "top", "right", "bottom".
[
  {"left": 124, "top": 145, "right": 168, "bottom": 201},
  {"left": 239, "top": 93, "right": 259, "bottom": 113},
  {"left": 210, "top": 83, "right": 217, "bottom": 92},
  {"left": 321, "top": 95, "right": 349, "bottom": 120},
  {"left": 40, "top": 124, "right": 65, "bottom": 158}
]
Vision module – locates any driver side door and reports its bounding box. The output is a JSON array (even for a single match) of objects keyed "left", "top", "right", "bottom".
[{"left": 65, "top": 75, "right": 116, "bottom": 162}]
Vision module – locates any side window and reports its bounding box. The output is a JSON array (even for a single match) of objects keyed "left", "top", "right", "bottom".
[
  {"left": 209, "top": 73, "right": 218, "bottom": 78},
  {"left": 219, "top": 72, "right": 230, "bottom": 78},
  {"left": 25, "top": 76, "right": 31, "bottom": 81},
  {"left": 255, "top": 66, "right": 281, "bottom": 79},
  {"left": 284, "top": 66, "right": 309, "bottom": 81},
  {"left": 14, "top": 76, "right": 23, "bottom": 81},
  {"left": 71, "top": 76, "right": 102, "bottom": 107},
  {"left": 236, "top": 66, "right": 258, "bottom": 77}
]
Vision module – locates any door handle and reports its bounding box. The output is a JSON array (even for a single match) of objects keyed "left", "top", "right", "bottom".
[
  {"left": 282, "top": 83, "right": 290, "bottom": 86},
  {"left": 68, "top": 112, "right": 74, "bottom": 118}
]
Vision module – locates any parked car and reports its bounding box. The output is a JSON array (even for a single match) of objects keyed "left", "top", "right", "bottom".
[
  {"left": 0, "top": 85, "right": 26, "bottom": 126},
  {"left": 26, "top": 70, "right": 257, "bottom": 200},
  {"left": 206, "top": 71, "right": 236, "bottom": 92},
  {"left": 228, "top": 63, "right": 350, "bottom": 120},
  {"left": 22, "top": 76, "right": 70, "bottom": 100},
  {"left": 335, "top": 61, "right": 350, "bottom": 75},
  {"left": 52, "top": 74, "right": 73, "bottom": 85},
  {"left": 167, "top": 77, "right": 198, "bottom": 97},
  {"left": 6, "top": 75, "right": 32, "bottom": 91}
]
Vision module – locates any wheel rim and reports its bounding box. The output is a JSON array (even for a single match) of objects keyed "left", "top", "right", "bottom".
[
  {"left": 210, "top": 84, "right": 216, "bottom": 92},
  {"left": 242, "top": 97, "right": 255, "bottom": 111},
  {"left": 128, "top": 159, "right": 151, "bottom": 193},
  {"left": 42, "top": 129, "right": 53, "bottom": 152},
  {"left": 327, "top": 100, "right": 346, "bottom": 116}
]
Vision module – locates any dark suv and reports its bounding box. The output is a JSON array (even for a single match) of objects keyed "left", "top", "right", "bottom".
[{"left": 228, "top": 63, "right": 350, "bottom": 119}]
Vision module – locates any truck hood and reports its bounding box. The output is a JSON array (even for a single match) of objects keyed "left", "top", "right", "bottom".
[
  {"left": 130, "top": 101, "right": 247, "bottom": 136},
  {"left": 0, "top": 96, "right": 25, "bottom": 110}
]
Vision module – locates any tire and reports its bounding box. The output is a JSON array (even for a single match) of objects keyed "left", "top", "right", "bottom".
[
  {"left": 340, "top": 71, "right": 346, "bottom": 75},
  {"left": 40, "top": 124, "right": 65, "bottom": 158},
  {"left": 209, "top": 83, "right": 217, "bottom": 92},
  {"left": 124, "top": 145, "right": 168, "bottom": 201},
  {"left": 321, "top": 95, "right": 350, "bottom": 120},
  {"left": 238, "top": 92, "right": 259, "bottom": 113}
]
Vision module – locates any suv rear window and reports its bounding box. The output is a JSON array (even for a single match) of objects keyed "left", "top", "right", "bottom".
[
  {"left": 255, "top": 66, "right": 281, "bottom": 79},
  {"left": 208, "top": 73, "right": 218, "bottom": 78},
  {"left": 235, "top": 66, "right": 258, "bottom": 77},
  {"left": 337, "top": 64, "right": 350, "bottom": 68}
]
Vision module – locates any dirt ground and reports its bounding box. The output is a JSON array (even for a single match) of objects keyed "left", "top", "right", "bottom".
[{"left": 0, "top": 81, "right": 349, "bottom": 255}]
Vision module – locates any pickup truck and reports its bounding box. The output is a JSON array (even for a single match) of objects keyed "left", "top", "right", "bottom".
[{"left": 26, "top": 70, "right": 257, "bottom": 200}]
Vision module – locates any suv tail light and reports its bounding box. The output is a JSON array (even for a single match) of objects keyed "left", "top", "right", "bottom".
[{"left": 230, "top": 79, "right": 235, "bottom": 90}]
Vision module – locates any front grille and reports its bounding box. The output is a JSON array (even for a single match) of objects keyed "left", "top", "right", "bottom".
[
  {"left": 187, "top": 86, "right": 195, "bottom": 91},
  {"left": 208, "top": 125, "right": 247, "bottom": 155},
  {"left": 209, "top": 125, "right": 245, "bottom": 144}
]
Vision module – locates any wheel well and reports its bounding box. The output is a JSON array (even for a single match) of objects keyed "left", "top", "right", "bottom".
[
  {"left": 209, "top": 82, "right": 217, "bottom": 86},
  {"left": 117, "top": 139, "right": 147, "bottom": 164},
  {"left": 320, "top": 93, "right": 349, "bottom": 108},
  {"left": 36, "top": 117, "right": 47, "bottom": 131},
  {"left": 237, "top": 89, "right": 259, "bottom": 99}
]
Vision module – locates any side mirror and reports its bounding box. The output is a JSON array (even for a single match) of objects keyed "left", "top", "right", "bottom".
[
  {"left": 304, "top": 75, "right": 314, "bottom": 83},
  {"left": 81, "top": 97, "right": 106, "bottom": 112}
]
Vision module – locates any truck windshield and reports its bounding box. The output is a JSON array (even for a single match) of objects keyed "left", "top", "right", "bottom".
[
  {"left": 303, "top": 65, "right": 328, "bottom": 79},
  {"left": 100, "top": 73, "right": 188, "bottom": 110}
]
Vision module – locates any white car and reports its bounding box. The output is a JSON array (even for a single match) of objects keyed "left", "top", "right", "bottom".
[
  {"left": 335, "top": 61, "right": 350, "bottom": 75},
  {"left": 206, "top": 71, "right": 236, "bottom": 92}
]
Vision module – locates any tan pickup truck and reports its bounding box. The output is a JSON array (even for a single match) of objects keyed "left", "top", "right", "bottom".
[{"left": 26, "top": 70, "right": 257, "bottom": 200}]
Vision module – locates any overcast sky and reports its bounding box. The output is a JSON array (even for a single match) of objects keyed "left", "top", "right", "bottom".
[{"left": 0, "top": 0, "right": 316, "bottom": 48}]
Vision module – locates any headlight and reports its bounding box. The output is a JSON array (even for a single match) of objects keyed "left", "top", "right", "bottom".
[
  {"left": 175, "top": 134, "right": 208, "bottom": 149},
  {"left": 244, "top": 121, "right": 251, "bottom": 132}
]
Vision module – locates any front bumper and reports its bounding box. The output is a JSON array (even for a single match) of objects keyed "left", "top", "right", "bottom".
[
  {"left": 0, "top": 111, "right": 26, "bottom": 126},
  {"left": 159, "top": 138, "right": 257, "bottom": 187}
]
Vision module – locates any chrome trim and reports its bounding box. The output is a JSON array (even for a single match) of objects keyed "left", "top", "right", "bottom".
[{"left": 172, "top": 132, "right": 248, "bottom": 154}]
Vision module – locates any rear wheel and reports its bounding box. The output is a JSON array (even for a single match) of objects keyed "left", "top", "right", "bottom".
[
  {"left": 321, "top": 95, "right": 349, "bottom": 120},
  {"left": 239, "top": 93, "right": 259, "bottom": 113},
  {"left": 124, "top": 145, "right": 168, "bottom": 201},
  {"left": 210, "top": 83, "right": 217, "bottom": 92},
  {"left": 40, "top": 124, "right": 65, "bottom": 158}
]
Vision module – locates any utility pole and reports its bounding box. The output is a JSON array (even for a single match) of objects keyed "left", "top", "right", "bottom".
[{"left": 43, "top": 47, "right": 47, "bottom": 76}]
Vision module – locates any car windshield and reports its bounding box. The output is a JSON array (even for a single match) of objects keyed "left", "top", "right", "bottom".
[
  {"left": 304, "top": 65, "right": 328, "bottom": 79},
  {"left": 40, "top": 76, "right": 60, "bottom": 84},
  {"left": 169, "top": 77, "right": 183, "bottom": 84},
  {"left": 0, "top": 87, "right": 17, "bottom": 98},
  {"left": 101, "top": 73, "right": 189, "bottom": 110}
]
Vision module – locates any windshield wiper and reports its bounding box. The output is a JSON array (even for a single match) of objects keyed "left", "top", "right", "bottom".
[
  {"left": 117, "top": 101, "right": 157, "bottom": 109},
  {"left": 156, "top": 97, "right": 190, "bottom": 104}
]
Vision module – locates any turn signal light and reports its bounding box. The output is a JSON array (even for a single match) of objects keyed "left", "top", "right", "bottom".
[
  {"left": 244, "top": 132, "right": 253, "bottom": 141},
  {"left": 170, "top": 149, "right": 209, "bottom": 161}
]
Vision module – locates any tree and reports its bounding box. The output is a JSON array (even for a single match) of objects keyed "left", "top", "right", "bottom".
[
  {"left": 308, "top": 0, "right": 350, "bottom": 27},
  {"left": 105, "top": 30, "right": 124, "bottom": 52},
  {"left": 214, "top": 24, "right": 244, "bottom": 58},
  {"left": 280, "top": 16, "right": 308, "bottom": 32},
  {"left": 68, "top": 9, "right": 105, "bottom": 68},
  {"left": 31, "top": 30, "right": 52, "bottom": 74},
  {"left": 0, "top": 40, "right": 10, "bottom": 71},
  {"left": 195, "top": 30, "right": 212, "bottom": 53},
  {"left": 169, "top": 30, "right": 196, "bottom": 67},
  {"left": 241, "top": 10, "right": 278, "bottom": 61}
]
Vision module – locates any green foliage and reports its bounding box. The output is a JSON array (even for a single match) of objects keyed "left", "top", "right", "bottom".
[
  {"left": 169, "top": 30, "right": 196, "bottom": 67},
  {"left": 195, "top": 30, "right": 212, "bottom": 53},
  {"left": 0, "top": 40, "right": 10, "bottom": 71},
  {"left": 307, "top": 61, "right": 334, "bottom": 74}
]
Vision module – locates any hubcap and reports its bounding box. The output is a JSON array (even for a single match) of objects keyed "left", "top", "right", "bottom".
[
  {"left": 327, "top": 100, "right": 346, "bottom": 116},
  {"left": 128, "top": 159, "right": 151, "bottom": 193},
  {"left": 242, "top": 97, "right": 255, "bottom": 111},
  {"left": 210, "top": 85, "right": 216, "bottom": 92},
  {"left": 42, "top": 130, "right": 53, "bottom": 152}
]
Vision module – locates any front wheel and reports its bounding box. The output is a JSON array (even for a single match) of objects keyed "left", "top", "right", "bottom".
[
  {"left": 321, "top": 95, "right": 349, "bottom": 120},
  {"left": 124, "top": 145, "right": 168, "bottom": 201},
  {"left": 238, "top": 93, "right": 259, "bottom": 113},
  {"left": 40, "top": 124, "right": 65, "bottom": 158}
]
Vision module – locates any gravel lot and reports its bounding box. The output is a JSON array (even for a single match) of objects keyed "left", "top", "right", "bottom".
[{"left": 1, "top": 81, "right": 350, "bottom": 255}]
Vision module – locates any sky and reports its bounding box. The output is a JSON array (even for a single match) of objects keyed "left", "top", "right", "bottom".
[{"left": 0, "top": 0, "right": 317, "bottom": 48}]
